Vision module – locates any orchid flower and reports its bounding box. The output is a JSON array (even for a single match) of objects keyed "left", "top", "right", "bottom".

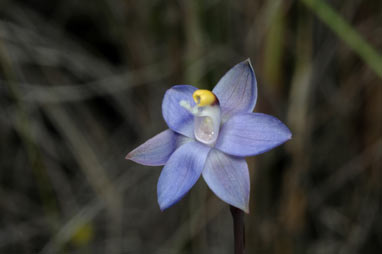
[{"left": 126, "top": 59, "right": 291, "bottom": 213}]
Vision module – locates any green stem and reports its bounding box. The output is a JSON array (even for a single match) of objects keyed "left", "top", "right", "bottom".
[{"left": 230, "top": 206, "right": 245, "bottom": 254}]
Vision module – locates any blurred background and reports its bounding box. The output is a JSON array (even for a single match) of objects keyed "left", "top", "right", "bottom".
[{"left": 0, "top": 0, "right": 381, "bottom": 253}]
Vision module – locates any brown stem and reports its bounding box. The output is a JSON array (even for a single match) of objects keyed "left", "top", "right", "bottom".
[{"left": 230, "top": 205, "right": 245, "bottom": 254}]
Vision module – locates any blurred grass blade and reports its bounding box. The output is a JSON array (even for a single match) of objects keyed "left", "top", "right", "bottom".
[{"left": 301, "top": 0, "right": 382, "bottom": 78}]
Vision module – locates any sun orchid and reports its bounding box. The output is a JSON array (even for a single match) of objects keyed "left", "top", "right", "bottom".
[{"left": 126, "top": 59, "right": 291, "bottom": 213}]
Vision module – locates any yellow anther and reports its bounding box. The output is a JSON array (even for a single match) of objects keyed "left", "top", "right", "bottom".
[{"left": 192, "top": 89, "right": 216, "bottom": 107}]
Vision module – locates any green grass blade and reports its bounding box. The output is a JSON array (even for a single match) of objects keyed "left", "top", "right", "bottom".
[{"left": 301, "top": 0, "right": 382, "bottom": 78}]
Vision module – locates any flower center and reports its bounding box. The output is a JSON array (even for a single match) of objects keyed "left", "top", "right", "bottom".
[{"left": 180, "top": 89, "right": 221, "bottom": 146}]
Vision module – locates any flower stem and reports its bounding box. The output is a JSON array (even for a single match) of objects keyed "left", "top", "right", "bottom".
[{"left": 230, "top": 205, "right": 245, "bottom": 254}]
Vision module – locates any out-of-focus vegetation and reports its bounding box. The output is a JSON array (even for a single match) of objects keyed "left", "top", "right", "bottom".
[{"left": 0, "top": 0, "right": 381, "bottom": 253}]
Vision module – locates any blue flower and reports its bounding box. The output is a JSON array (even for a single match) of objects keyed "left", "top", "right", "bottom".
[{"left": 126, "top": 59, "right": 291, "bottom": 212}]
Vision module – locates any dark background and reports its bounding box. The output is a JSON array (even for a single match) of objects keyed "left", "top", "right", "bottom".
[{"left": 0, "top": 0, "right": 381, "bottom": 253}]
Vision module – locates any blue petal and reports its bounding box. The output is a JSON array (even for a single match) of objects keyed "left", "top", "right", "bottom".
[
  {"left": 212, "top": 59, "right": 257, "bottom": 120},
  {"left": 202, "top": 149, "right": 250, "bottom": 213},
  {"left": 157, "top": 141, "right": 211, "bottom": 210},
  {"left": 162, "top": 85, "right": 197, "bottom": 137},
  {"left": 215, "top": 113, "right": 292, "bottom": 157},
  {"left": 126, "top": 129, "right": 191, "bottom": 166}
]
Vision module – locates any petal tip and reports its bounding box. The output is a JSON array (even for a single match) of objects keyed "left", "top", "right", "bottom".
[
  {"left": 124, "top": 149, "right": 153, "bottom": 165},
  {"left": 243, "top": 58, "right": 252, "bottom": 66},
  {"left": 158, "top": 197, "right": 168, "bottom": 211},
  {"left": 279, "top": 127, "right": 293, "bottom": 148},
  {"left": 240, "top": 202, "right": 250, "bottom": 214},
  {"left": 158, "top": 203, "right": 167, "bottom": 212},
  {"left": 125, "top": 151, "right": 141, "bottom": 163},
  {"left": 232, "top": 204, "right": 249, "bottom": 213},
  {"left": 124, "top": 152, "right": 144, "bottom": 165},
  {"left": 243, "top": 58, "right": 254, "bottom": 71},
  {"left": 285, "top": 127, "right": 293, "bottom": 141},
  {"left": 158, "top": 198, "right": 175, "bottom": 211},
  {"left": 125, "top": 152, "right": 133, "bottom": 160}
]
